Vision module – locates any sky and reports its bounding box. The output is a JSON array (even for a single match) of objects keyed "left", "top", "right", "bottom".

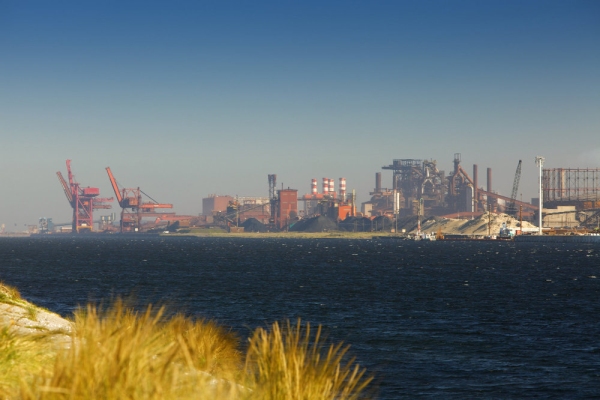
[{"left": 1, "top": 0, "right": 599, "bottom": 231}]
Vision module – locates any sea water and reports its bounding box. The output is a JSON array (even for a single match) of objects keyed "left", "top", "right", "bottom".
[{"left": 1, "top": 236, "right": 599, "bottom": 398}]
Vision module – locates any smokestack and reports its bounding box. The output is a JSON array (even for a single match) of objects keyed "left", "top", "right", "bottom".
[
  {"left": 329, "top": 178, "right": 335, "bottom": 197},
  {"left": 268, "top": 174, "right": 277, "bottom": 200},
  {"left": 473, "top": 164, "right": 478, "bottom": 212},
  {"left": 311, "top": 179, "right": 317, "bottom": 196},
  {"left": 339, "top": 177, "right": 346, "bottom": 200},
  {"left": 487, "top": 167, "right": 492, "bottom": 193},
  {"left": 376, "top": 172, "right": 382, "bottom": 193},
  {"left": 322, "top": 178, "right": 328, "bottom": 195}
]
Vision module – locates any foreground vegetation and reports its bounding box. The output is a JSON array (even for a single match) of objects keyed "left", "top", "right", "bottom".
[{"left": 0, "top": 283, "right": 373, "bottom": 399}]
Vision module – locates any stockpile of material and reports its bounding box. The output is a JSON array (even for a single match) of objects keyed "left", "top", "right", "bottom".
[
  {"left": 394, "top": 216, "right": 421, "bottom": 232},
  {"left": 241, "top": 218, "right": 267, "bottom": 233},
  {"left": 371, "top": 215, "right": 393, "bottom": 232},
  {"left": 290, "top": 216, "right": 338, "bottom": 232},
  {"left": 338, "top": 217, "right": 372, "bottom": 232},
  {"left": 417, "top": 212, "right": 537, "bottom": 235}
]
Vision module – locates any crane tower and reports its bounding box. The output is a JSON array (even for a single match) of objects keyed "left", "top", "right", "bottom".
[
  {"left": 56, "top": 160, "right": 113, "bottom": 233},
  {"left": 106, "top": 167, "right": 173, "bottom": 232}
]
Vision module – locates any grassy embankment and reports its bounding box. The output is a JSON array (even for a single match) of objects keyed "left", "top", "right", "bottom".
[
  {"left": 0, "top": 282, "right": 373, "bottom": 399},
  {"left": 169, "top": 227, "right": 394, "bottom": 240}
]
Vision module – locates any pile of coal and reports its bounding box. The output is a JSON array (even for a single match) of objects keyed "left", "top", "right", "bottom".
[
  {"left": 370, "top": 215, "right": 394, "bottom": 231},
  {"left": 338, "top": 216, "right": 373, "bottom": 232},
  {"left": 290, "top": 216, "right": 338, "bottom": 232},
  {"left": 241, "top": 218, "right": 267, "bottom": 233}
]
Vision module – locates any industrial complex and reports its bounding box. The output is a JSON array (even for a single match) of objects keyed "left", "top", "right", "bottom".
[{"left": 34, "top": 155, "right": 600, "bottom": 235}]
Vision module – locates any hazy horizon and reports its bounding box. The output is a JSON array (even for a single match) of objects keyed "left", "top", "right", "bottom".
[{"left": 2, "top": 1, "right": 599, "bottom": 231}]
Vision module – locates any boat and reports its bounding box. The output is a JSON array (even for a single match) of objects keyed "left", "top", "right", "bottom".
[{"left": 413, "top": 232, "right": 436, "bottom": 241}]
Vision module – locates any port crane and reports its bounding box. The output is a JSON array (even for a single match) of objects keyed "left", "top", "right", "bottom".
[
  {"left": 106, "top": 167, "right": 173, "bottom": 232},
  {"left": 56, "top": 160, "right": 113, "bottom": 233},
  {"left": 506, "top": 160, "right": 522, "bottom": 216}
]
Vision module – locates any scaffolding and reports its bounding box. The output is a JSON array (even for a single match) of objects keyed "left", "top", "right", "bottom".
[{"left": 543, "top": 168, "right": 600, "bottom": 206}]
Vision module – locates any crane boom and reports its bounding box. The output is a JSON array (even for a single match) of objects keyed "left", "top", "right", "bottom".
[
  {"left": 65, "top": 159, "right": 76, "bottom": 196},
  {"left": 507, "top": 160, "right": 522, "bottom": 216},
  {"left": 105, "top": 166, "right": 173, "bottom": 232},
  {"left": 56, "top": 171, "right": 73, "bottom": 204},
  {"left": 105, "top": 167, "right": 124, "bottom": 204}
]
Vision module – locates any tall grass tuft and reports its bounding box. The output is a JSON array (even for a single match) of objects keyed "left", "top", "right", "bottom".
[
  {"left": 0, "top": 281, "right": 22, "bottom": 304},
  {"left": 0, "top": 328, "right": 57, "bottom": 398},
  {"left": 244, "top": 319, "right": 373, "bottom": 400},
  {"left": 22, "top": 299, "right": 242, "bottom": 400},
  {"left": 1, "top": 295, "right": 374, "bottom": 399}
]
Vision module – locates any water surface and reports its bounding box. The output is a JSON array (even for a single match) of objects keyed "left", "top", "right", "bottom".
[{"left": 1, "top": 236, "right": 599, "bottom": 398}]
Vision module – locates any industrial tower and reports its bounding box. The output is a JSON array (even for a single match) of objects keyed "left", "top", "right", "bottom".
[{"left": 56, "top": 160, "right": 113, "bottom": 233}]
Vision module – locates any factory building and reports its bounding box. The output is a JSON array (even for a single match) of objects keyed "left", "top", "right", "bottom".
[
  {"left": 382, "top": 158, "right": 447, "bottom": 216},
  {"left": 542, "top": 168, "right": 600, "bottom": 228},
  {"left": 275, "top": 189, "right": 298, "bottom": 230},
  {"left": 202, "top": 195, "right": 234, "bottom": 216},
  {"left": 364, "top": 154, "right": 538, "bottom": 219},
  {"left": 542, "top": 206, "right": 580, "bottom": 228},
  {"left": 298, "top": 177, "right": 354, "bottom": 221},
  {"left": 226, "top": 197, "right": 271, "bottom": 225}
]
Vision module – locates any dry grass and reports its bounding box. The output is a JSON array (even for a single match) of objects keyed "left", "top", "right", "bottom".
[
  {"left": 244, "top": 319, "right": 373, "bottom": 400},
  {"left": 19, "top": 299, "right": 243, "bottom": 400},
  {"left": 1, "top": 296, "right": 373, "bottom": 400},
  {"left": 0, "top": 281, "right": 23, "bottom": 305},
  {"left": 0, "top": 328, "right": 58, "bottom": 399}
]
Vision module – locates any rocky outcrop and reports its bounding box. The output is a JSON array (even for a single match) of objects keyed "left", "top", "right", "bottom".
[{"left": 0, "top": 283, "right": 72, "bottom": 346}]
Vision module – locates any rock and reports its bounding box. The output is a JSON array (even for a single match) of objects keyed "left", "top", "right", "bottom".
[{"left": 0, "top": 285, "right": 73, "bottom": 347}]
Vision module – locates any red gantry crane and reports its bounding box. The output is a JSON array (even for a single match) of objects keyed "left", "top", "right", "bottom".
[
  {"left": 56, "top": 160, "right": 113, "bottom": 233},
  {"left": 106, "top": 167, "right": 173, "bottom": 232}
]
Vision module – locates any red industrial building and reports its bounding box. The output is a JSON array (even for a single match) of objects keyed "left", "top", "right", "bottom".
[{"left": 275, "top": 189, "right": 298, "bottom": 230}]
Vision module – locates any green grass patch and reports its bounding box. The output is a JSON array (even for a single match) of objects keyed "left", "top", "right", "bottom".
[{"left": 25, "top": 305, "right": 38, "bottom": 321}]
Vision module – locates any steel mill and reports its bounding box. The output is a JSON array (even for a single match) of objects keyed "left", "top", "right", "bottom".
[{"left": 50, "top": 154, "right": 600, "bottom": 234}]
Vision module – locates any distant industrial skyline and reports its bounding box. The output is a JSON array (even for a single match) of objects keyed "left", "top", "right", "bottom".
[{"left": 1, "top": 1, "right": 599, "bottom": 231}]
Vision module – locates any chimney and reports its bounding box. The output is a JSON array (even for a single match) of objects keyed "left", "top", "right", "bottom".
[{"left": 473, "top": 164, "right": 478, "bottom": 212}]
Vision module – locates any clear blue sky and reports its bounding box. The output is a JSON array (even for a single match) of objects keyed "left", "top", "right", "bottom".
[{"left": 1, "top": 1, "right": 599, "bottom": 230}]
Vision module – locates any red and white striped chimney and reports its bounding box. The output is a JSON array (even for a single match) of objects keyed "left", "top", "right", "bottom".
[
  {"left": 311, "top": 179, "right": 318, "bottom": 196},
  {"left": 339, "top": 177, "right": 346, "bottom": 200}
]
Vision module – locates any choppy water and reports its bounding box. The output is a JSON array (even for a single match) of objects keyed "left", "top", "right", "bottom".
[{"left": 1, "top": 236, "right": 600, "bottom": 398}]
